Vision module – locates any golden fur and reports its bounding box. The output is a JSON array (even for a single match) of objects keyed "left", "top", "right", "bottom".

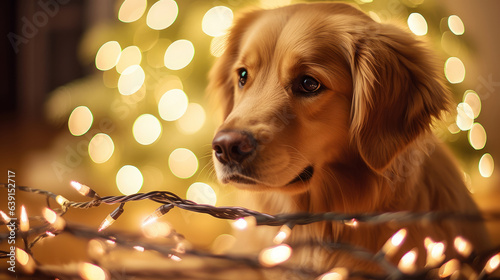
[{"left": 208, "top": 2, "right": 489, "bottom": 277}]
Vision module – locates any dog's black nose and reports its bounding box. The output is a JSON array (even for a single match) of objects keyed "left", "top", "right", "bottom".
[{"left": 212, "top": 130, "right": 256, "bottom": 165}]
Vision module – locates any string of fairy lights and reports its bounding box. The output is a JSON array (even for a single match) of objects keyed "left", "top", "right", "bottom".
[{"left": 1, "top": 182, "right": 500, "bottom": 279}]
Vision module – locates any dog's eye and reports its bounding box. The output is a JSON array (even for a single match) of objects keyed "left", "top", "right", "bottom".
[
  {"left": 299, "top": 76, "right": 321, "bottom": 93},
  {"left": 238, "top": 68, "right": 248, "bottom": 88}
]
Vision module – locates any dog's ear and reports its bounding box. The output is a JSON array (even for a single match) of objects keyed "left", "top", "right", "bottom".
[
  {"left": 207, "top": 9, "right": 262, "bottom": 120},
  {"left": 350, "top": 23, "right": 451, "bottom": 172}
]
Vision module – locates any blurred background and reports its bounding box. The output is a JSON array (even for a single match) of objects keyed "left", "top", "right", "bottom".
[{"left": 1, "top": 0, "right": 499, "bottom": 267}]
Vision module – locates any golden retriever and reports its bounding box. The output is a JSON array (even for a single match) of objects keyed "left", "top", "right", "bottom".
[{"left": 208, "top": 2, "right": 489, "bottom": 278}]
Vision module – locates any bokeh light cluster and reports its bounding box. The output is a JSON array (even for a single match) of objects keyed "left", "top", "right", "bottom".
[{"left": 63, "top": 0, "right": 233, "bottom": 200}]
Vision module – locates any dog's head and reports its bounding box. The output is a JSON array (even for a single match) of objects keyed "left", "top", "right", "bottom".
[{"left": 208, "top": 3, "right": 450, "bottom": 193}]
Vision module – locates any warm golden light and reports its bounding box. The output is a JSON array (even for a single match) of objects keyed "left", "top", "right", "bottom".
[
  {"left": 273, "top": 225, "right": 292, "bottom": 244},
  {"left": 445, "top": 57, "right": 466, "bottom": 84},
  {"left": 118, "top": 0, "right": 147, "bottom": 23},
  {"left": 439, "top": 259, "right": 460, "bottom": 278},
  {"left": 0, "top": 210, "right": 10, "bottom": 224},
  {"left": 133, "top": 114, "right": 162, "bottom": 145},
  {"left": 55, "top": 195, "right": 69, "bottom": 206},
  {"left": 116, "top": 165, "right": 144, "bottom": 195},
  {"left": 485, "top": 253, "right": 500, "bottom": 274},
  {"left": 456, "top": 102, "right": 474, "bottom": 131},
  {"left": 426, "top": 241, "right": 445, "bottom": 267},
  {"left": 186, "top": 182, "right": 217, "bottom": 206},
  {"left": 398, "top": 248, "right": 418, "bottom": 274},
  {"left": 211, "top": 234, "right": 236, "bottom": 255},
  {"left": 448, "top": 15, "right": 465, "bottom": 35},
  {"left": 319, "top": 268, "right": 348, "bottom": 280},
  {"left": 42, "top": 208, "right": 58, "bottom": 224},
  {"left": 232, "top": 218, "right": 248, "bottom": 230},
  {"left": 68, "top": 106, "right": 93, "bottom": 136},
  {"left": 20, "top": 205, "right": 29, "bottom": 232},
  {"left": 98, "top": 216, "right": 114, "bottom": 232},
  {"left": 464, "top": 90, "right": 481, "bottom": 118},
  {"left": 382, "top": 228, "right": 407, "bottom": 257},
  {"left": 16, "top": 248, "right": 30, "bottom": 266},
  {"left": 164, "top": 39, "right": 195, "bottom": 70},
  {"left": 454, "top": 236, "right": 472, "bottom": 258},
  {"left": 168, "top": 148, "right": 198, "bottom": 179},
  {"left": 202, "top": 6, "right": 233, "bottom": 37},
  {"left": 134, "top": 246, "right": 145, "bottom": 252},
  {"left": 259, "top": 244, "right": 292, "bottom": 267},
  {"left": 88, "top": 239, "right": 107, "bottom": 257},
  {"left": 16, "top": 248, "right": 35, "bottom": 274},
  {"left": 170, "top": 254, "right": 182, "bottom": 261},
  {"left": 80, "top": 262, "right": 108, "bottom": 280},
  {"left": 71, "top": 181, "right": 88, "bottom": 195},
  {"left": 116, "top": 46, "right": 142, "bottom": 74},
  {"left": 142, "top": 221, "right": 172, "bottom": 238},
  {"left": 146, "top": 0, "right": 178, "bottom": 30},
  {"left": 158, "top": 89, "right": 189, "bottom": 121},
  {"left": 43, "top": 207, "right": 66, "bottom": 231},
  {"left": 345, "top": 218, "right": 358, "bottom": 227},
  {"left": 407, "top": 13, "right": 428, "bottom": 36},
  {"left": 479, "top": 153, "right": 494, "bottom": 178},
  {"left": 95, "top": 41, "right": 121, "bottom": 71},
  {"left": 118, "top": 65, "right": 145, "bottom": 96},
  {"left": 468, "top": 123, "right": 487, "bottom": 150},
  {"left": 176, "top": 103, "right": 206, "bottom": 134},
  {"left": 89, "top": 133, "right": 115, "bottom": 163}
]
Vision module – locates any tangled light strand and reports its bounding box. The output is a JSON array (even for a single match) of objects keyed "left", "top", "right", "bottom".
[{"left": 1, "top": 182, "right": 499, "bottom": 280}]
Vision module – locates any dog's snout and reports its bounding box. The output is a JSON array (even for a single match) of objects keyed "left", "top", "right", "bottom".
[{"left": 212, "top": 130, "right": 256, "bottom": 165}]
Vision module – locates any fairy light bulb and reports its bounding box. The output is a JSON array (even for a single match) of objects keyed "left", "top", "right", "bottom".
[
  {"left": 20, "top": 205, "right": 29, "bottom": 232},
  {"left": 382, "top": 228, "right": 407, "bottom": 257},
  {"left": 169, "top": 254, "right": 182, "bottom": 262},
  {"left": 16, "top": 248, "right": 35, "bottom": 274},
  {"left": 439, "top": 259, "right": 460, "bottom": 278},
  {"left": 0, "top": 210, "right": 10, "bottom": 223},
  {"left": 98, "top": 204, "right": 125, "bottom": 232},
  {"left": 273, "top": 224, "right": 292, "bottom": 244},
  {"left": 345, "top": 218, "right": 358, "bottom": 227},
  {"left": 484, "top": 253, "right": 500, "bottom": 274},
  {"left": 134, "top": 246, "right": 145, "bottom": 252},
  {"left": 232, "top": 216, "right": 257, "bottom": 231},
  {"left": 0, "top": 210, "right": 12, "bottom": 230},
  {"left": 55, "top": 195, "right": 69, "bottom": 207},
  {"left": 398, "top": 248, "right": 418, "bottom": 274},
  {"left": 258, "top": 244, "right": 292, "bottom": 267},
  {"left": 454, "top": 236, "right": 472, "bottom": 258},
  {"left": 142, "top": 204, "right": 174, "bottom": 226},
  {"left": 232, "top": 218, "right": 248, "bottom": 230},
  {"left": 71, "top": 181, "right": 97, "bottom": 198},
  {"left": 80, "top": 262, "right": 108, "bottom": 280},
  {"left": 42, "top": 207, "right": 66, "bottom": 231},
  {"left": 425, "top": 241, "right": 445, "bottom": 267}
]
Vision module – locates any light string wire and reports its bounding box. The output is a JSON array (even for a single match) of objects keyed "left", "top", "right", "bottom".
[{"left": 1, "top": 183, "right": 500, "bottom": 280}]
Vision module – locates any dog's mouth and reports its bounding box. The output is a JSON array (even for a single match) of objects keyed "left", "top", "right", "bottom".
[
  {"left": 287, "top": 165, "right": 314, "bottom": 185},
  {"left": 222, "top": 165, "right": 314, "bottom": 187}
]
